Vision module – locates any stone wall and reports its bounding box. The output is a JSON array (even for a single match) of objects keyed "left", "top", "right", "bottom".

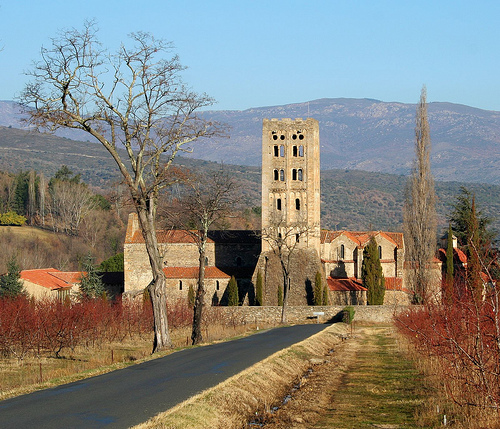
[{"left": 209, "top": 304, "right": 407, "bottom": 326}]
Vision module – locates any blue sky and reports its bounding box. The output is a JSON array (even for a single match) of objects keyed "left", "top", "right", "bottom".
[{"left": 1, "top": 0, "right": 499, "bottom": 111}]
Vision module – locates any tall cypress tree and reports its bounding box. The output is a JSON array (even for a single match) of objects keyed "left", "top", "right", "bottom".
[
  {"left": 255, "top": 270, "right": 263, "bottom": 306},
  {"left": 227, "top": 276, "right": 239, "bottom": 306},
  {"left": 314, "top": 271, "right": 323, "bottom": 306},
  {"left": 443, "top": 224, "right": 454, "bottom": 304},
  {"left": 362, "top": 237, "right": 385, "bottom": 305}
]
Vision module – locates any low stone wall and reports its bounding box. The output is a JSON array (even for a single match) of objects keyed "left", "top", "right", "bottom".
[{"left": 209, "top": 304, "right": 408, "bottom": 326}]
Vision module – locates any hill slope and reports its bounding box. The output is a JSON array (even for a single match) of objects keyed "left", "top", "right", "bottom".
[{"left": 1, "top": 98, "right": 500, "bottom": 184}]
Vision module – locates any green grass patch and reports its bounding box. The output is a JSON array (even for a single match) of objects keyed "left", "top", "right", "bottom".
[{"left": 315, "top": 328, "right": 439, "bottom": 428}]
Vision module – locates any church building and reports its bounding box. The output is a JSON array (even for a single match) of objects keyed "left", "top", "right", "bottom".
[{"left": 124, "top": 118, "right": 410, "bottom": 305}]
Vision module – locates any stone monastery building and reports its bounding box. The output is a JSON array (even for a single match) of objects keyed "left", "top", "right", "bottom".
[{"left": 124, "top": 118, "right": 409, "bottom": 305}]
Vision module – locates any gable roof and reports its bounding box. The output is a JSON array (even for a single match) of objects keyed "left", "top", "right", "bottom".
[
  {"left": 321, "top": 230, "right": 403, "bottom": 248},
  {"left": 20, "top": 268, "right": 81, "bottom": 291}
]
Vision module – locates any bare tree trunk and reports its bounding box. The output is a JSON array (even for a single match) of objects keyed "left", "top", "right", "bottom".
[
  {"left": 137, "top": 208, "right": 172, "bottom": 352},
  {"left": 192, "top": 241, "right": 206, "bottom": 345}
]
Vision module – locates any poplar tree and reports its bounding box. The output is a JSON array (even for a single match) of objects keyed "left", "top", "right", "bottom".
[
  {"left": 362, "top": 236, "right": 385, "bottom": 305},
  {"left": 403, "top": 86, "right": 437, "bottom": 303}
]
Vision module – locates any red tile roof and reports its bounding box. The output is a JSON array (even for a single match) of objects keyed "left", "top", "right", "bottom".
[
  {"left": 163, "top": 266, "right": 230, "bottom": 279},
  {"left": 327, "top": 277, "right": 367, "bottom": 291},
  {"left": 320, "top": 230, "right": 403, "bottom": 248},
  {"left": 20, "top": 268, "right": 81, "bottom": 290}
]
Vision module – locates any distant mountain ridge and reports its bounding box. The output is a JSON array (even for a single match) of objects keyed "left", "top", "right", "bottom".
[{"left": 1, "top": 98, "right": 499, "bottom": 184}]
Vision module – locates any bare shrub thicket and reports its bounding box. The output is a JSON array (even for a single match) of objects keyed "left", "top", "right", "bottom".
[{"left": 396, "top": 272, "right": 500, "bottom": 426}]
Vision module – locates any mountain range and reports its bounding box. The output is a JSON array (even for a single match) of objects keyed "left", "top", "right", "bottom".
[{"left": 1, "top": 98, "right": 499, "bottom": 185}]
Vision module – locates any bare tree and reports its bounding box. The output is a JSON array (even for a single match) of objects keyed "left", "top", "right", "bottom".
[
  {"left": 167, "top": 169, "right": 236, "bottom": 345},
  {"left": 261, "top": 211, "right": 312, "bottom": 323},
  {"left": 403, "top": 86, "right": 437, "bottom": 303},
  {"left": 20, "top": 22, "right": 219, "bottom": 352}
]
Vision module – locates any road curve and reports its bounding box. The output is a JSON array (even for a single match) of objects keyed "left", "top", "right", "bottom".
[{"left": 0, "top": 323, "right": 328, "bottom": 429}]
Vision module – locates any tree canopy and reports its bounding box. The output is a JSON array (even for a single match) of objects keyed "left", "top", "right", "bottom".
[{"left": 362, "top": 236, "right": 385, "bottom": 305}]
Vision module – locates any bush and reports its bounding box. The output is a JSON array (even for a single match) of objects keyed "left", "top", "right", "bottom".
[
  {"left": 0, "top": 211, "right": 27, "bottom": 226},
  {"left": 342, "top": 306, "right": 355, "bottom": 324}
]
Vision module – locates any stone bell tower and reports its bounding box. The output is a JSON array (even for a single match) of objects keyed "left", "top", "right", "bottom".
[{"left": 261, "top": 118, "right": 321, "bottom": 254}]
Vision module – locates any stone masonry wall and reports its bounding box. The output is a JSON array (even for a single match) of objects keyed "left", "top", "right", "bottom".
[{"left": 210, "top": 304, "right": 408, "bottom": 325}]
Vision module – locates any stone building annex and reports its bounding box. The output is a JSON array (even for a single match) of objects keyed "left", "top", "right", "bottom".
[{"left": 124, "top": 118, "right": 410, "bottom": 305}]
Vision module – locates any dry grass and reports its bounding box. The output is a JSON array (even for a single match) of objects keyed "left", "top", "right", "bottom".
[
  {"left": 132, "top": 323, "right": 350, "bottom": 429},
  {"left": 0, "top": 322, "right": 263, "bottom": 401}
]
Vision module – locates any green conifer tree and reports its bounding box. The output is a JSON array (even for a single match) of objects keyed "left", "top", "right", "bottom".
[
  {"left": 0, "top": 256, "right": 24, "bottom": 298},
  {"left": 362, "top": 236, "right": 385, "bottom": 305},
  {"left": 277, "top": 284, "right": 283, "bottom": 306},
  {"left": 322, "top": 278, "right": 329, "bottom": 305},
  {"left": 313, "top": 271, "right": 322, "bottom": 306},
  {"left": 255, "top": 270, "right": 263, "bottom": 306},
  {"left": 79, "top": 254, "right": 105, "bottom": 299},
  {"left": 227, "top": 276, "right": 239, "bottom": 306}
]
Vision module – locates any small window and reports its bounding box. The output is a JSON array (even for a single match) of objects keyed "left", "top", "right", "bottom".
[
  {"left": 236, "top": 256, "right": 242, "bottom": 267},
  {"left": 179, "top": 280, "right": 183, "bottom": 291},
  {"left": 280, "top": 145, "right": 285, "bottom": 157},
  {"left": 298, "top": 169, "right": 303, "bottom": 181},
  {"left": 296, "top": 233, "right": 300, "bottom": 243},
  {"left": 280, "top": 134, "right": 285, "bottom": 140},
  {"left": 299, "top": 133, "right": 304, "bottom": 140},
  {"left": 279, "top": 169, "right": 285, "bottom": 181},
  {"left": 274, "top": 169, "right": 279, "bottom": 180},
  {"left": 340, "top": 244, "right": 345, "bottom": 259},
  {"left": 378, "top": 246, "right": 382, "bottom": 259},
  {"left": 205, "top": 256, "right": 209, "bottom": 265},
  {"left": 292, "top": 169, "right": 297, "bottom": 180},
  {"left": 274, "top": 145, "right": 279, "bottom": 156},
  {"left": 293, "top": 146, "right": 298, "bottom": 156},
  {"left": 277, "top": 198, "right": 282, "bottom": 211},
  {"left": 216, "top": 280, "right": 220, "bottom": 291},
  {"left": 272, "top": 133, "right": 278, "bottom": 140},
  {"left": 295, "top": 198, "right": 300, "bottom": 210},
  {"left": 298, "top": 145, "right": 304, "bottom": 157}
]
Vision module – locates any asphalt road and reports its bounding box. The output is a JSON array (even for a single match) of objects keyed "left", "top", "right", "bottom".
[{"left": 0, "top": 323, "right": 328, "bottom": 428}]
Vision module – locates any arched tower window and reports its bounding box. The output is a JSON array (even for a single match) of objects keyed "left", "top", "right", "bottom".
[
  {"left": 295, "top": 198, "right": 300, "bottom": 210},
  {"left": 298, "top": 169, "right": 303, "bottom": 181},
  {"left": 378, "top": 246, "right": 382, "bottom": 259},
  {"left": 273, "top": 169, "right": 279, "bottom": 180},
  {"left": 293, "top": 146, "right": 298, "bottom": 157},
  {"left": 292, "top": 169, "right": 297, "bottom": 180},
  {"left": 279, "top": 169, "right": 285, "bottom": 181},
  {"left": 298, "top": 145, "right": 304, "bottom": 156},
  {"left": 277, "top": 198, "right": 282, "bottom": 211},
  {"left": 340, "top": 244, "right": 345, "bottom": 259},
  {"left": 280, "top": 145, "right": 285, "bottom": 157},
  {"left": 274, "top": 145, "right": 279, "bottom": 157}
]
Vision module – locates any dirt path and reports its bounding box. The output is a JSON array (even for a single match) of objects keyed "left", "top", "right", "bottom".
[{"left": 258, "top": 325, "right": 428, "bottom": 429}]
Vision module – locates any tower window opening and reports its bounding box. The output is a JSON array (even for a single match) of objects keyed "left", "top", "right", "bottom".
[
  {"left": 272, "top": 133, "right": 278, "bottom": 140},
  {"left": 295, "top": 198, "right": 300, "bottom": 210},
  {"left": 293, "top": 145, "right": 298, "bottom": 156},
  {"left": 277, "top": 198, "right": 282, "bottom": 210},
  {"left": 298, "top": 145, "right": 304, "bottom": 156},
  {"left": 236, "top": 256, "right": 242, "bottom": 267},
  {"left": 299, "top": 134, "right": 304, "bottom": 140},
  {"left": 298, "top": 169, "right": 303, "bottom": 181},
  {"left": 274, "top": 169, "right": 279, "bottom": 180},
  {"left": 340, "top": 244, "right": 345, "bottom": 259},
  {"left": 179, "top": 280, "right": 183, "bottom": 291},
  {"left": 378, "top": 245, "right": 382, "bottom": 259},
  {"left": 296, "top": 234, "right": 300, "bottom": 243},
  {"left": 274, "top": 145, "right": 279, "bottom": 156},
  {"left": 279, "top": 169, "right": 285, "bottom": 181},
  {"left": 292, "top": 169, "right": 297, "bottom": 180},
  {"left": 280, "top": 134, "right": 285, "bottom": 140},
  {"left": 280, "top": 145, "right": 285, "bottom": 157},
  {"left": 216, "top": 280, "right": 220, "bottom": 291}
]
